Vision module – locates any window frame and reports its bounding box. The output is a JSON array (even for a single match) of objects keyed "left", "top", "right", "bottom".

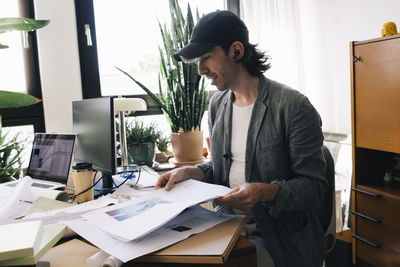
[
  {"left": 0, "top": 0, "right": 45, "bottom": 132},
  {"left": 75, "top": 0, "right": 239, "bottom": 116}
]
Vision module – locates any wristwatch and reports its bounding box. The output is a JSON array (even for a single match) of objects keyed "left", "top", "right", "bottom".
[{"left": 270, "top": 179, "right": 285, "bottom": 188}]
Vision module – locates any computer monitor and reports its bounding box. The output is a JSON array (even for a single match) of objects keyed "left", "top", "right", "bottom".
[{"left": 72, "top": 97, "right": 116, "bottom": 194}]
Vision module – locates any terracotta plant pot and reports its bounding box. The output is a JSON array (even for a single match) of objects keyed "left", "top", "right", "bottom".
[{"left": 171, "top": 131, "right": 203, "bottom": 164}]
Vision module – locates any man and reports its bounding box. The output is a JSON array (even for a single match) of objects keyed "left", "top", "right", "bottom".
[{"left": 156, "top": 10, "right": 327, "bottom": 267}]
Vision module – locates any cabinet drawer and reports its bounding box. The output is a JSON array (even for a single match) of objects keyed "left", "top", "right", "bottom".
[
  {"left": 357, "top": 239, "right": 400, "bottom": 267},
  {"left": 356, "top": 190, "right": 400, "bottom": 225},
  {"left": 356, "top": 217, "right": 400, "bottom": 250}
]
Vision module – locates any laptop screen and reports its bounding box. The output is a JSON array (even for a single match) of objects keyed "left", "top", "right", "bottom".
[{"left": 27, "top": 133, "right": 76, "bottom": 184}]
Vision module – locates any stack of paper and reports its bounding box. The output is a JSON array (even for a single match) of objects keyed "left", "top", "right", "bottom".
[
  {"left": 5, "top": 179, "right": 244, "bottom": 265},
  {"left": 0, "top": 220, "right": 43, "bottom": 261},
  {"left": 62, "top": 179, "right": 243, "bottom": 263},
  {"left": 0, "top": 220, "right": 67, "bottom": 266}
]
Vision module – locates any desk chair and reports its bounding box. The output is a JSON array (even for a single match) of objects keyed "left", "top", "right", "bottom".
[{"left": 316, "top": 145, "right": 336, "bottom": 254}]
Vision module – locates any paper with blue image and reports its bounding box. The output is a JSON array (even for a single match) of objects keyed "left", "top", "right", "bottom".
[
  {"left": 81, "top": 179, "right": 232, "bottom": 242},
  {"left": 65, "top": 204, "right": 240, "bottom": 262}
]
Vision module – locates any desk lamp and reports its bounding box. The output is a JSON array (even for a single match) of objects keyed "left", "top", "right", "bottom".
[{"left": 113, "top": 97, "right": 147, "bottom": 172}]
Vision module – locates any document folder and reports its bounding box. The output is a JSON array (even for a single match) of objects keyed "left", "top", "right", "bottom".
[{"left": 135, "top": 216, "right": 247, "bottom": 264}]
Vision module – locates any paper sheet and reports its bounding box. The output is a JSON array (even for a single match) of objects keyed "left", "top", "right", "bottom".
[
  {"left": 0, "top": 177, "right": 70, "bottom": 221},
  {"left": 0, "top": 177, "right": 36, "bottom": 221},
  {"left": 63, "top": 205, "right": 239, "bottom": 263},
  {"left": 81, "top": 179, "right": 232, "bottom": 241},
  {"left": 8, "top": 196, "right": 119, "bottom": 227}
]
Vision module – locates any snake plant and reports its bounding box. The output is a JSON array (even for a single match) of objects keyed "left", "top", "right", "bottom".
[{"left": 118, "top": 0, "right": 207, "bottom": 133}]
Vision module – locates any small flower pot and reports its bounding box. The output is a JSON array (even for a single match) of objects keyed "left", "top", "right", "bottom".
[{"left": 127, "top": 142, "right": 156, "bottom": 167}]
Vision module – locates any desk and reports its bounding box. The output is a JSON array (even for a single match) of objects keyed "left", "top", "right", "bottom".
[
  {"left": 57, "top": 167, "right": 257, "bottom": 266},
  {"left": 39, "top": 235, "right": 256, "bottom": 267}
]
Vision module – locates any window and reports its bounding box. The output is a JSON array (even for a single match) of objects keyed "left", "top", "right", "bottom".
[
  {"left": 93, "top": 0, "right": 225, "bottom": 96},
  {"left": 0, "top": 1, "right": 26, "bottom": 94},
  {"left": 76, "top": 0, "right": 227, "bottom": 100},
  {"left": 0, "top": 1, "right": 44, "bottom": 173},
  {"left": 0, "top": 0, "right": 45, "bottom": 133},
  {"left": 75, "top": 0, "right": 229, "bottom": 145},
  {"left": 75, "top": 1, "right": 240, "bottom": 152}
]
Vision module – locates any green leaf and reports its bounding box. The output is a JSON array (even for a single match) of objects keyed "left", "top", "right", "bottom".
[
  {"left": 118, "top": 0, "right": 207, "bottom": 133},
  {"left": 0, "top": 120, "right": 24, "bottom": 183},
  {"left": 0, "top": 17, "right": 49, "bottom": 32},
  {"left": 0, "top": 91, "right": 39, "bottom": 108},
  {"left": 116, "top": 67, "right": 175, "bottom": 121}
]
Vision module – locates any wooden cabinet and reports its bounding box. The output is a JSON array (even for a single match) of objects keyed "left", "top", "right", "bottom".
[{"left": 350, "top": 35, "right": 400, "bottom": 266}]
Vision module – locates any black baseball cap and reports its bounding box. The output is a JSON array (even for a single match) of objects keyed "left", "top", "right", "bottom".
[{"left": 173, "top": 10, "right": 249, "bottom": 62}]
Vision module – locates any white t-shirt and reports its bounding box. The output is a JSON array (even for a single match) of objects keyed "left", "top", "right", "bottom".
[{"left": 229, "top": 103, "right": 254, "bottom": 188}]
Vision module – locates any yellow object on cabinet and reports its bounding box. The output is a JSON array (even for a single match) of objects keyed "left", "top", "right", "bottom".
[{"left": 381, "top": 21, "right": 398, "bottom": 36}]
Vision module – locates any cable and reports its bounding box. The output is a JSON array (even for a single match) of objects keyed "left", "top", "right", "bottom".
[
  {"left": 130, "top": 166, "right": 141, "bottom": 189},
  {"left": 70, "top": 167, "right": 142, "bottom": 201},
  {"left": 94, "top": 168, "right": 139, "bottom": 191},
  {"left": 140, "top": 165, "right": 158, "bottom": 176}
]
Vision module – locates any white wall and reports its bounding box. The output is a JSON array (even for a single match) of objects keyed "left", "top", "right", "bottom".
[
  {"left": 299, "top": 0, "right": 400, "bottom": 134},
  {"left": 34, "top": 0, "right": 82, "bottom": 134}
]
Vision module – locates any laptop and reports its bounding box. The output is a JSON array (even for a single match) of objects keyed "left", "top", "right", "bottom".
[{"left": 3, "top": 133, "right": 76, "bottom": 190}]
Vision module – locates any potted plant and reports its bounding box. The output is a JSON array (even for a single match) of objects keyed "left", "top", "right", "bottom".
[
  {"left": 117, "top": 0, "right": 207, "bottom": 166},
  {"left": 0, "top": 119, "right": 25, "bottom": 183},
  {"left": 0, "top": 17, "right": 49, "bottom": 182},
  {"left": 126, "top": 119, "right": 170, "bottom": 167}
]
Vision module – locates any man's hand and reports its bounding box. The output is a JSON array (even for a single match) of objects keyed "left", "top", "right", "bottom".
[
  {"left": 214, "top": 183, "right": 280, "bottom": 213},
  {"left": 155, "top": 166, "right": 205, "bottom": 190}
]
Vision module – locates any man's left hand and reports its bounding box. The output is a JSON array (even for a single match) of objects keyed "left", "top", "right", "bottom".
[{"left": 214, "top": 183, "right": 280, "bottom": 213}]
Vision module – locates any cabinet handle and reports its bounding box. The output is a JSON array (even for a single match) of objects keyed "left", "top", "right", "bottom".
[
  {"left": 352, "top": 188, "right": 382, "bottom": 198},
  {"left": 353, "top": 56, "right": 361, "bottom": 62},
  {"left": 352, "top": 211, "right": 381, "bottom": 223},
  {"left": 352, "top": 234, "right": 381, "bottom": 248}
]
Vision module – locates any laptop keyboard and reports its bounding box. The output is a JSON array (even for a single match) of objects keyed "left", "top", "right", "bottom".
[{"left": 31, "top": 182, "right": 53, "bottom": 189}]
